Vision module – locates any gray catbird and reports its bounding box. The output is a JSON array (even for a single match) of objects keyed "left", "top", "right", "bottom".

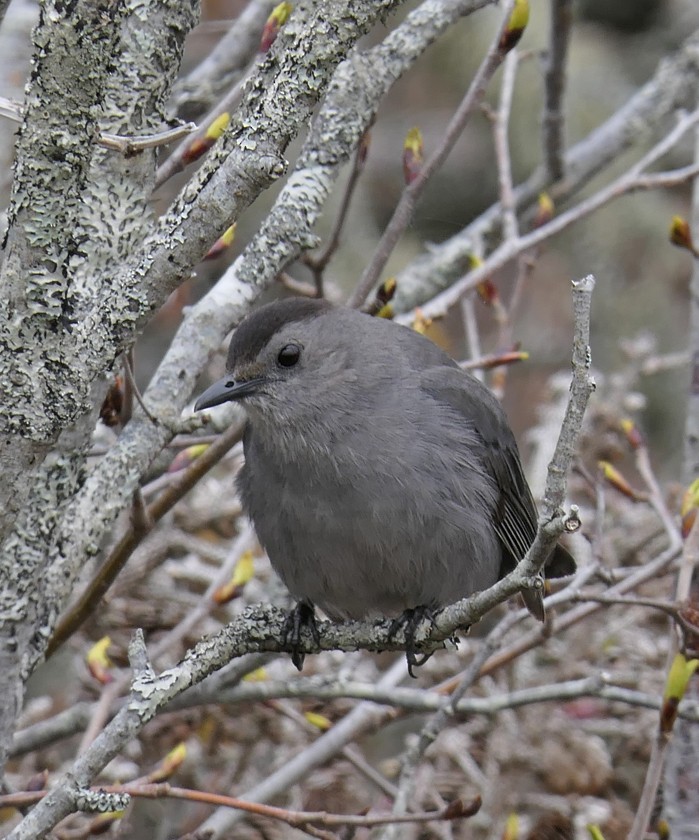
[{"left": 195, "top": 298, "right": 575, "bottom": 671}]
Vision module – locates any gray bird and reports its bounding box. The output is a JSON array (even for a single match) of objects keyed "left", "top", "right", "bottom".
[{"left": 195, "top": 298, "right": 575, "bottom": 671}]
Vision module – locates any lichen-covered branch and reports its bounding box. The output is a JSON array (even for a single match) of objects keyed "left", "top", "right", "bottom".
[
  {"left": 70, "top": 0, "right": 199, "bottom": 310},
  {"left": 0, "top": 0, "right": 135, "bottom": 776},
  {"left": 0, "top": 0, "right": 126, "bottom": 540},
  {"left": 168, "top": 0, "right": 274, "bottom": 120}
]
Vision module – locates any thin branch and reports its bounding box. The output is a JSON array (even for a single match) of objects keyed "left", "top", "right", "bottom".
[
  {"left": 541, "top": 0, "right": 573, "bottom": 180},
  {"left": 0, "top": 96, "right": 195, "bottom": 154},
  {"left": 46, "top": 420, "right": 244, "bottom": 656},
  {"left": 478, "top": 542, "right": 681, "bottom": 678},
  {"left": 631, "top": 520, "right": 699, "bottom": 840},
  {"left": 392, "top": 28, "right": 699, "bottom": 313},
  {"left": 346, "top": 0, "right": 516, "bottom": 308},
  {"left": 122, "top": 349, "right": 158, "bottom": 425},
  {"left": 659, "top": 111, "right": 699, "bottom": 840},
  {"left": 461, "top": 296, "right": 484, "bottom": 381},
  {"left": 411, "top": 109, "right": 699, "bottom": 320},
  {"left": 99, "top": 123, "right": 195, "bottom": 154},
  {"left": 304, "top": 134, "right": 370, "bottom": 295},
  {"left": 0, "top": 95, "right": 22, "bottom": 121},
  {"left": 641, "top": 350, "right": 691, "bottom": 375},
  {"left": 634, "top": 444, "right": 683, "bottom": 558},
  {"left": 194, "top": 673, "right": 699, "bottom": 723},
  {"left": 541, "top": 275, "right": 595, "bottom": 515},
  {"left": 278, "top": 271, "right": 317, "bottom": 297},
  {"left": 155, "top": 69, "right": 252, "bottom": 189},
  {"left": 169, "top": 0, "right": 274, "bottom": 117},
  {"left": 0, "top": 782, "right": 480, "bottom": 831},
  {"left": 459, "top": 349, "right": 529, "bottom": 370},
  {"left": 494, "top": 49, "right": 519, "bottom": 242},
  {"left": 481, "top": 46, "right": 521, "bottom": 397},
  {"left": 148, "top": 522, "right": 257, "bottom": 664},
  {"left": 158, "top": 657, "right": 407, "bottom": 838},
  {"left": 382, "top": 610, "right": 520, "bottom": 838},
  {"left": 641, "top": 125, "right": 699, "bottom": 834},
  {"left": 682, "top": 120, "right": 699, "bottom": 483}
]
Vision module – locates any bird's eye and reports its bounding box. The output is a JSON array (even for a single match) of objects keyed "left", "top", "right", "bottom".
[{"left": 277, "top": 343, "right": 301, "bottom": 367}]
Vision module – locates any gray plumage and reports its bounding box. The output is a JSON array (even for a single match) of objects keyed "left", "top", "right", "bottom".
[{"left": 195, "top": 298, "right": 574, "bottom": 624}]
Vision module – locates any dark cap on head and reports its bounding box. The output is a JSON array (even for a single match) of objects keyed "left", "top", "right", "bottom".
[{"left": 227, "top": 297, "right": 331, "bottom": 369}]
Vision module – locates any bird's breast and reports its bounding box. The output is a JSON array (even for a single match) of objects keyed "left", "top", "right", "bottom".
[{"left": 237, "top": 422, "right": 502, "bottom": 620}]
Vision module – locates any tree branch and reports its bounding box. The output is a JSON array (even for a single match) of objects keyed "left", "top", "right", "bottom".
[
  {"left": 346, "top": 0, "right": 515, "bottom": 308},
  {"left": 541, "top": 0, "right": 573, "bottom": 180},
  {"left": 393, "top": 27, "right": 699, "bottom": 312}
]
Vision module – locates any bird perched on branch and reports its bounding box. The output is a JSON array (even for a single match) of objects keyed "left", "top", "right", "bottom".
[{"left": 195, "top": 297, "right": 575, "bottom": 673}]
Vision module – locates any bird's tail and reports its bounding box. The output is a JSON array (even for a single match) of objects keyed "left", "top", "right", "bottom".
[{"left": 520, "top": 542, "right": 576, "bottom": 622}]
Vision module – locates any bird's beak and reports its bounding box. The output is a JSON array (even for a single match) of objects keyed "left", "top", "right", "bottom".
[{"left": 194, "top": 375, "right": 265, "bottom": 411}]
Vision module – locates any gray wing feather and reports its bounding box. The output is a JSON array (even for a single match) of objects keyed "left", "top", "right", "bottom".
[{"left": 420, "top": 366, "right": 538, "bottom": 570}]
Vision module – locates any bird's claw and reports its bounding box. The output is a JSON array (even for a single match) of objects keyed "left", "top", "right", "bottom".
[
  {"left": 388, "top": 606, "right": 437, "bottom": 678},
  {"left": 283, "top": 600, "right": 319, "bottom": 671}
]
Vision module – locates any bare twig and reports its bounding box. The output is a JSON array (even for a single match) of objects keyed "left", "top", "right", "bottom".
[
  {"left": 541, "top": 0, "right": 573, "bottom": 180},
  {"left": 304, "top": 134, "right": 369, "bottom": 295},
  {"left": 149, "top": 522, "right": 257, "bottom": 664},
  {"left": 684, "top": 125, "right": 699, "bottom": 481},
  {"left": 634, "top": 445, "right": 683, "bottom": 559},
  {"left": 641, "top": 350, "right": 691, "bottom": 375},
  {"left": 461, "top": 296, "right": 484, "bottom": 381},
  {"left": 630, "top": 517, "right": 699, "bottom": 840},
  {"left": 278, "top": 271, "right": 317, "bottom": 297},
  {"left": 0, "top": 782, "right": 480, "bottom": 832},
  {"left": 661, "top": 112, "right": 699, "bottom": 840},
  {"left": 381, "top": 610, "right": 520, "bottom": 839},
  {"left": 122, "top": 349, "right": 158, "bottom": 425},
  {"left": 47, "top": 421, "right": 244, "bottom": 656},
  {"left": 181, "top": 656, "right": 409, "bottom": 837},
  {"left": 393, "top": 30, "right": 699, "bottom": 314},
  {"left": 99, "top": 123, "right": 196, "bottom": 154},
  {"left": 346, "top": 0, "right": 516, "bottom": 308},
  {"left": 169, "top": 0, "right": 274, "bottom": 117},
  {"left": 518, "top": 278, "right": 594, "bottom": 556},
  {"left": 409, "top": 109, "right": 699, "bottom": 321},
  {"left": 480, "top": 46, "right": 521, "bottom": 397},
  {"left": 154, "top": 70, "right": 252, "bottom": 189},
  {"left": 478, "top": 542, "right": 681, "bottom": 678},
  {"left": 493, "top": 49, "right": 519, "bottom": 242},
  {"left": 0, "top": 95, "right": 195, "bottom": 154},
  {"left": 459, "top": 349, "right": 529, "bottom": 371},
  {"left": 173, "top": 669, "right": 698, "bottom": 721}
]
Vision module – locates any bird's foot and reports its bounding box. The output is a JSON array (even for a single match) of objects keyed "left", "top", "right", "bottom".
[
  {"left": 388, "top": 606, "right": 437, "bottom": 678},
  {"left": 283, "top": 600, "right": 320, "bottom": 671}
]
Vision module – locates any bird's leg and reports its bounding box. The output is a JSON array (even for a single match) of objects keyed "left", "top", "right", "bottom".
[
  {"left": 388, "top": 606, "right": 437, "bottom": 678},
  {"left": 283, "top": 599, "right": 320, "bottom": 671}
]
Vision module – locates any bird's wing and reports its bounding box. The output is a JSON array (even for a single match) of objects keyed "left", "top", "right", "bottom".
[{"left": 419, "top": 365, "right": 538, "bottom": 570}]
